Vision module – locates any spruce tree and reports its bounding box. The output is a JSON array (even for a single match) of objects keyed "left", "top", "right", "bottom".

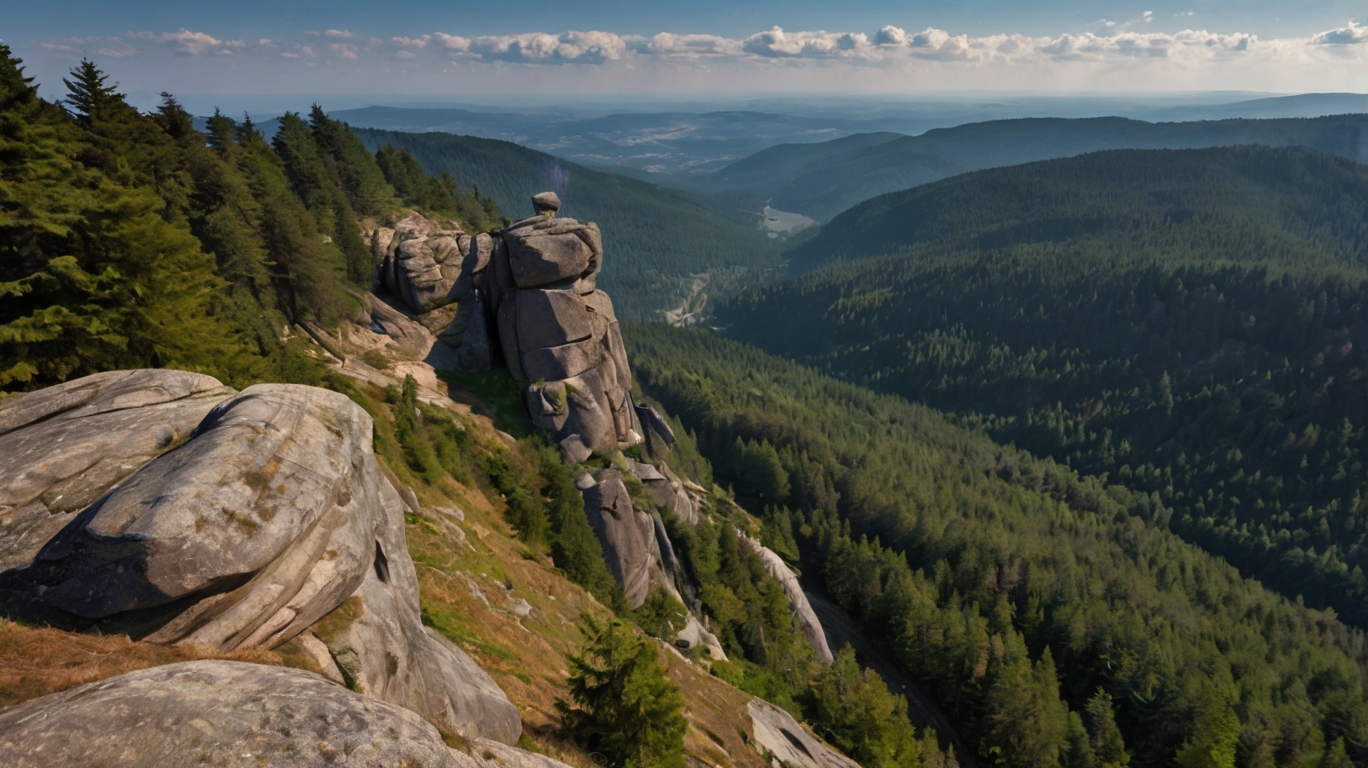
[
  {"left": 61, "top": 58, "right": 119, "bottom": 126},
  {"left": 1083, "top": 689, "right": 1129, "bottom": 768},
  {"left": 808, "top": 646, "right": 923, "bottom": 768},
  {"left": 557, "top": 616, "right": 686, "bottom": 768}
]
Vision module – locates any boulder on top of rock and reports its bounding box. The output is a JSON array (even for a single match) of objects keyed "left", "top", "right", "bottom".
[
  {"left": 0, "top": 375, "right": 523, "bottom": 745},
  {"left": 0, "top": 370, "right": 235, "bottom": 573},
  {"left": 501, "top": 217, "right": 602, "bottom": 290},
  {"left": 0, "top": 660, "right": 465, "bottom": 768},
  {"left": 531, "top": 191, "right": 561, "bottom": 215}
]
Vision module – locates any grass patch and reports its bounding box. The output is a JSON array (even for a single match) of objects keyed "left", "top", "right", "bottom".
[
  {"left": 0, "top": 621, "right": 308, "bottom": 708},
  {"left": 439, "top": 368, "right": 534, "bottom": 437},
  {"left": 312, "top": 596, "right": 364, "bottom": 644},
  {"left": 421, "top": 605, "right": 520, "bottom": 663}
]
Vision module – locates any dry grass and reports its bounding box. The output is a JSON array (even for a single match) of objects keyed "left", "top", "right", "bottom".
[
  {"left": 383, "top": 397, "right": 768, "bottom": 768},
  {"left": 0, "top": 354, "right": 769, "bottom": 768},
  {"left": 0, "top": 621, "right": 324, "bottom": 708}
]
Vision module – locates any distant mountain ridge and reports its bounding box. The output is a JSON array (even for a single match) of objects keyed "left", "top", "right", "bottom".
[
  {"left": 782, "top": 143, "right": 1368, "bottom": 274},
  {"left": 213, "top": 93, "right": 1364, "bottom": 179},
  {"left": 701, "top": 114, "right": 1368, "bottom": 221}
]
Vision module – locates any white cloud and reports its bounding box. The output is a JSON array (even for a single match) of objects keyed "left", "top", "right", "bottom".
[
  {"left": 467, "top": 30, "right": 628, "bottom": 63},
  {"left": 433, "top": 33, "right": 472, "bottom": 54},
  {"left": 328, "top": 42, "right": 359, "bottom": 60},
  {"left": 38, "top": 21, "right": 1368, "bottom": 95},
  {"left": 642, "top": 32, "right": 743, "bottom": 58},
  {"left": 873, "top": 26, "right": 907, "bottom": 46},
  {"left": 1313, "top": 22, "right": 1368, "bottom": 45},
  {"left": 742, "top": 27, "right": 872, "bottom": 58},
  {"left": 129, "top": 29, "right": 244, "bottom": 56}
]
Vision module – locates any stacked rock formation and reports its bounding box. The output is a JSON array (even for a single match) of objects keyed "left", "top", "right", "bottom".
[
  {"left": 372, "top": 212, "right": 496, "bottom": 371},
  {"left": 0, "top": 370, "right": 521, "bottom": 746},
  {"left": 487, "top": 194, "right": 643, "bottom": 463},
  {"left": 366, "top": 197, "right": 828, "bottom": 665},
  {"left": 373, "top": 195, "right": 645, "bottom": 464}
]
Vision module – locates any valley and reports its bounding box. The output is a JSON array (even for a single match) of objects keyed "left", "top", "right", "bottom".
[{"left": 4, "top": 29, "right": 1368, "bottom": 768}]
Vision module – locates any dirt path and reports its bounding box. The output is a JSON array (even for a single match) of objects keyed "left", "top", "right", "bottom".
[{"left": 804, "top": 591, "right": 976, "bottom": 768}]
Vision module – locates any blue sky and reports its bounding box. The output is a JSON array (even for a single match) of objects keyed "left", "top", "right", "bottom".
[{"left": 6, "top": 1, "right": 1365, "bottom": 107}]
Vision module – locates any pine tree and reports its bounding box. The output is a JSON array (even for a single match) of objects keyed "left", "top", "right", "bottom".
[
  {"left": 557, "top": 616, "right": 687, "bottom": 768},
  {"left": 1083, "top": 689, "right": 1129, "bottom": 768},
  {"left": 1064, "top": 712, "right": 1097, "bottom": 768},
  {"left": 1, "top": 51, "right": 254, "bottom": 389},
  {"left": 61, "top": 58, "right": 119, "bottom": 126},
  {"left": 1173, "top": 691, "right": 1239, "bottom": 768},
  {"left": 808, "top": 646, "right": 923, "bottom": 768}
]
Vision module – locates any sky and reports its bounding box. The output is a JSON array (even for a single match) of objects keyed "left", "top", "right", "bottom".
[{"left": 5, "top": 1, "right": 1366, "bottom": 110}]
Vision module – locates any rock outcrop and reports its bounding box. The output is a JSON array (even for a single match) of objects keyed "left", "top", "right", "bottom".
[
  {"left": 316, "top": 547, "right": 523, "bottom": 744},
  {"left": 0, "top": 370, "right": 234, "bottom": 573},
  {"left": 371, "top": 212, "right": 495, "bottom": 372},
  {"left": 0, "top": 661, "right": 466, "bottom": 768},
  {"left": 577, "top": 469, "right": 671, "bottom": 609},
  {"left": 748, "top": 699, "right": 860, "bottom": 768},
  {"left": 0, "top": 372, "right": 520, "bottom": 745},
  {"left": 631, "top": 460, "right": 700, "bottom": 526},
  {"left": 740, "top": 533, "right": 834, "bottom": 664},
  {"left": 368, "top": 200, "right": 643, "bottom": 463}
]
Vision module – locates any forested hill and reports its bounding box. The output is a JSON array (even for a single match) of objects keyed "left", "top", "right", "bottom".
[
  {"left": 628, "top": 323, "right": 1368, "bottom": 768},
  {"left": 700, "top": 114, "right": 1368, "bottom": 222},
  {"left": 783, "top": 145, "right": 1368, "bottom": 274},
  {"left": 718, "top": 145, "right": 1368, "bottom": 632},
  {"left": 0, "top": 50, "right": 497, "bottom": 393},
  {"left": 353, "top": 129, "right": 782, "bottom": 320}
]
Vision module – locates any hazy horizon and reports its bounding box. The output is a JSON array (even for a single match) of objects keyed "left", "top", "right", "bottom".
[{"left": 7, "top": 1, "right": 1365, "bottom": 106}]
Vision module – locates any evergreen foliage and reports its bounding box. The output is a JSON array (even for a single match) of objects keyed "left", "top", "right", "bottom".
[
  {"left": 720, "top": 146, "right": 1368, "bottom": 631},
  {"left": 626, "top": 323, "right": 1368, "bottom": 768},
  {"left": 374, "top": 144, "right": 502, "bottom": 230},
  {"left": 632, "top": 585, "right": 688, "bottom": 640},
  {"left": 0, "top": 49, "right": 254, "bottom": 387},
  {"left": 557, "top": 616, "right": 687, "bottom": 768},
  {"left": 0, "top": 53, "right": 491, "bottom": 393},
  {"left": 808, "top": 646, "right": 924, "bottom": 768}
]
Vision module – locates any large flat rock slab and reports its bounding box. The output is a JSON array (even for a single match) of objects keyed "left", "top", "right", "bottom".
[
  {"left": 0, "top": 660, "right": 464, "bottom": 768},
  {"left": 0, "top": 370, "right": 235, "bottom": 573},
  {"left": 0, "top": 377, "right": 522, "bottom": 744},
  {"left": 748, "top": 698, "right": 860, "bottom": 768}
]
